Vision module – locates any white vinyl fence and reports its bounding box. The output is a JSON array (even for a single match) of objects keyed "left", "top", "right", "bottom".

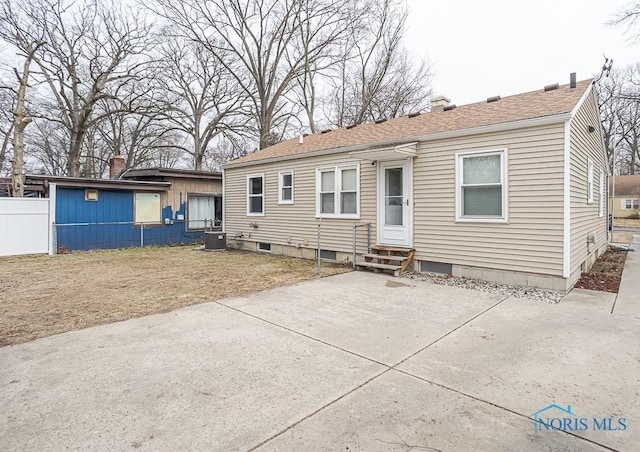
[{"left": 0, "top": 198, "right": 52, "bottom": 256}]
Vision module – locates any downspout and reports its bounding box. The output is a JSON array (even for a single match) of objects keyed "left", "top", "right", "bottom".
[{"left": 222, "top": 168, "right": 226, "bottom": 233}]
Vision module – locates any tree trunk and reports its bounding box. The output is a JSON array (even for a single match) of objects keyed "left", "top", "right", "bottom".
[
  {"left": 11, "top": 53, "right": 35, "bottom": 197},
  {"left": 66, "top": 131, "right": 84, "bottom": 177},
  {"left": 1, "top": 122, "right": 13, "bottom": 175}
]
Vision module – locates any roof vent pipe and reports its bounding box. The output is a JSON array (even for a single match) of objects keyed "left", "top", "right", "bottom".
[
  {"left": 544, "top": 83, "right": 559, "bottom": 92},
  {"left": 298, "top": 134, "right": 303, "bottom": 145},
  {"left": 487, "top": 96, "right": 501, "bottom": 103},
  {"left": 570, "top": 72, "right": 577, "bottom": 89}
]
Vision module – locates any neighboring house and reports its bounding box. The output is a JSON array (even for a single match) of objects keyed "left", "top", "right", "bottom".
[
  {"left": 121, "top": 166, "right": 223, "bottom": 229},
  {"left": 609, "top": 174, "right": 640, "bottom": 219},
  {"left": 223, "top": 77, "right": 608, "bottom": 292},
  {"left": 17, "top": 160, "right": 222, "bottom": 251}
]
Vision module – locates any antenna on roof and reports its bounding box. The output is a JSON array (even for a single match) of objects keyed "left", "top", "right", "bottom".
[{"left": 595, "top": 55, "right": 613, "bottom": 83}]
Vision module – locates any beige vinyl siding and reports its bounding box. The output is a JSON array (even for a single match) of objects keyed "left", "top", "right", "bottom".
[
  {"left": 163, "top": 178, "right": 222, "bottom": 212},
  {"left": 413, "top": 123, "right": 566, "bottom": 276},
  {"left": 569, "top": 88, "right": 608, "bottom": 275},
  {"left": 224, "top": 154, "right": 376, "bottom": 254}
]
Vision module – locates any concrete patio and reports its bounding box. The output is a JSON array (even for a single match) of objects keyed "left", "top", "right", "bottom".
[{"left": 1, "top": 249, "right": 639, "bottom": 450}]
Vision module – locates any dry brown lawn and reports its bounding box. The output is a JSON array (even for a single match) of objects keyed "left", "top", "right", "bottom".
[
  {"left": 613, "top": 218, "right": 640, "bottom": 229},
  {"left": 609, "top": 231, "right": 636, "bottom": 245},
  {"left": 0, "top": 246, "right": 350, "bottom": 347}
]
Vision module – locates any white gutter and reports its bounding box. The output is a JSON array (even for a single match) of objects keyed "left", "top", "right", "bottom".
[{"left": 224, "top": 113, "right": 572, "bottom": 169}]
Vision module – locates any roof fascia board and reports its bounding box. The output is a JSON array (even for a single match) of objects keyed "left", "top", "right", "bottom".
[
  {"left": 569, "top": 81, "right": 594, "bottom": 118},
  {"left": 417, "top": 113, "right": 571, "bottom": 143},
  {"left": 123, "top": 170, "right": 221, "bottom": 180},
  {"left": 224, "top": 113, "right": 571, "bottom": 169},
  {"left": 47, "top": 180, "right": 170, "bottom": 191}
]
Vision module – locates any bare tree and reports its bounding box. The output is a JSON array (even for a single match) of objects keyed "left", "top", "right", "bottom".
[
  {"left": 8, "top": 45, "right": 41, "bottom": 195},
  {"left": 598, "top": 65, "right": 640, "bottom": 175},
  {"left": 153, "top": 38, "right": 248, "bottom": 170},
  {"left": 597, "top": 69, "right": 625, "bottom": 172},
  {"left": 0, "top": 0, "right": 153, "bottom": 177},
  {"left": 26, "top": 119, "right": 68, "bottom": 176},
  {"left": 610, "top": 2, "right": 640, "bottom": 39},
  {"left": 150, "top": 0, "right": 352, "bottom": 149},
  {"left": 0, "top": 86, "right": 14, "bottom": 176},
  {"left": 324, "top": 0, "right": 433, "bottom": 128}
]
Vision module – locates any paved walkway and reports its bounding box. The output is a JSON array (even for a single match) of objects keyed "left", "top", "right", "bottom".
[
  {"left": 613, "top": 231, "right": 640, "bottom": 319},
  {"left": 1, "top": 272, "right": 638, "bottom": 451}
]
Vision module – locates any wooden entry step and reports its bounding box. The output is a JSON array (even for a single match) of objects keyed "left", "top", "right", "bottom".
[
  {"left": 360, "top": 253, "right": 409, "bottom": 262},
  {"left": 356, "top": 245, "right": 415, "bottom": 277}
]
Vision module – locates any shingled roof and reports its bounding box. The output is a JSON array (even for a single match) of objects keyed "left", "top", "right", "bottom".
[
  {"left": 610, "top": 175, "right": 640, "bottom": 197},
  {"left": 228, "top": 79, "right": 593, "bottom": 167}
]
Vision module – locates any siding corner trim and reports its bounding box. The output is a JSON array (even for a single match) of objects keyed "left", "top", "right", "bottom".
[{"left": 563, "top": 120, "right": 571, "bottom": 278}]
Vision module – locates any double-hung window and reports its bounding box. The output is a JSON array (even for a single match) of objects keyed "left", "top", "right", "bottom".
[
  {"left": 247, "top": 174, "right": 265, "bottom": 216},
  {"left": 624, "top": 199, "right": 639, "bottom": 210},
  {"left": 278, "top": 171, "right": 293, "bottom": 204},
  {"left": 316, "top": 165, "right": 359, "bottom": 218},
  {"left": 456, "top": 149, "right": 507, "bottom": 222}
]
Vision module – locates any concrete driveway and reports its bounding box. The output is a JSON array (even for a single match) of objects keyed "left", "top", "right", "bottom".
[{"left": 1, "top": 271, "right": 638, "bottom": 451}]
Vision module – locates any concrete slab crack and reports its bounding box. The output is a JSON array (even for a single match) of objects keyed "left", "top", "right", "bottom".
[{"left": 393, "top": 368, "right": 618, "bottom": 452}]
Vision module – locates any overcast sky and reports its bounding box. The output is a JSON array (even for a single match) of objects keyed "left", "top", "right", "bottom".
[{"left": 405, "top": 0, "right": 637, "bottom": 105}]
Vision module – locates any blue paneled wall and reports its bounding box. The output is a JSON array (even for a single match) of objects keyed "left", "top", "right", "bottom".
[{"left": 55, "top": 187, "right": 203, "bottom": 251}]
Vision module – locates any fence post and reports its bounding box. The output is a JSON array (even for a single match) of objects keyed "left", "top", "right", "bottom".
[
  {"left": 317, "top": 224, "right": 321, "bottom": 276},
  {"left": 352, "top": 224, "right": 356, "bottom": 270},
  {"left": 51, "top": 222, "right": 57, "bottom": 256},
  {"left": 140, "top": 223, "right": 144, "bottom": 247}
]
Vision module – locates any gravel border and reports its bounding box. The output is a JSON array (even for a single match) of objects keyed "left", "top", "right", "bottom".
[{"left": 402, "top": 272, "right": 564, "bottom": 304}]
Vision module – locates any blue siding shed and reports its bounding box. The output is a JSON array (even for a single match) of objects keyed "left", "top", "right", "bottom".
[{"left": 55, "top": 187, "right": 203, "bottom": 251}]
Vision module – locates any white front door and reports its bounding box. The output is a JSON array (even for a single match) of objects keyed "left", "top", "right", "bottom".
[{"left": 378, "top": 159, "right": 412, "bottom": 247}]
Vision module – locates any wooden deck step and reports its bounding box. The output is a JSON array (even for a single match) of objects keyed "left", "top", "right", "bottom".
[
  {"left": 358, "top": 244, "right": 415, "bottom": 276},
  {"left": 356, "top": 261, "right": 403, "bottom": 277},
  {"left": 361, "top": 253, "right": 409, "bottom": 261},
  {"left": 370, "top": 245, "right": 415, "bottom": 253}
]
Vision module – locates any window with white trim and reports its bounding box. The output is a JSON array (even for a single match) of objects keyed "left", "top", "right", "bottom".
[
  {"left": 599, "top": 172, "right": 605, "bottom": 217},
  {"left": 247, "top": 174, "right": 265, "bottom": 216},
  {"left": 624, "top": 199, "right": 640, "bottom": 210},
  {"left": 587, "top": 159, "right": 594, "bottom": 204},
  {"left": 278, "top": 170, "right": 293, "bottom": 204},
  {"left": 456, "top": 149, "right": 507, "bottom": 221},
  {"left": 316, "top": 165, "right": 359, "bottom": 218}
]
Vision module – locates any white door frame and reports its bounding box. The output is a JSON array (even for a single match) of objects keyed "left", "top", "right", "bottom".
[{"left": 377, "top": 158, "right": 413, "bottom": 247}]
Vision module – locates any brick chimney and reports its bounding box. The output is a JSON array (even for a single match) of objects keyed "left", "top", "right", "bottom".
[
  {"left": 430, "top": 96, "right": 451, "bottom": 112},
  {"left": 109, "top": 155, "right": 126, "bottom": 179}
]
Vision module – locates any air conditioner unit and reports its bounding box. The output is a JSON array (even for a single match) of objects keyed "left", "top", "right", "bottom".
[{"left": 205, "top": 232, "right": 226, "bottom": 250}]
